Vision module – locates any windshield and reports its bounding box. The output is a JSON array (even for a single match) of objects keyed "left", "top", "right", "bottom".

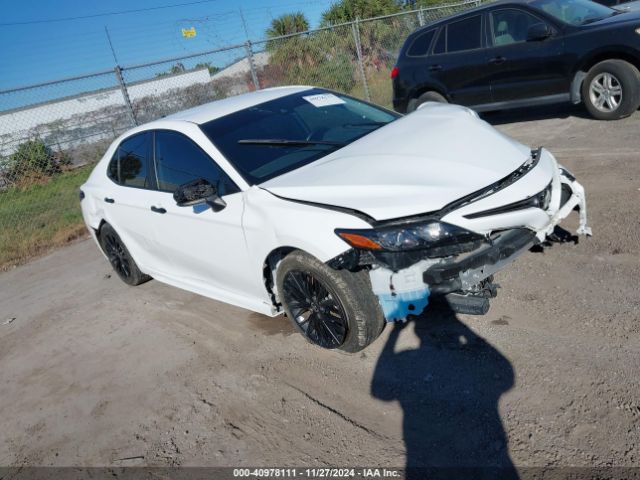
[
  {"left": 199, "top": 89, "right": 399, "bottom": 185},
  {"left": 531, "top": 0, "right": 617, "bottom": 25}
]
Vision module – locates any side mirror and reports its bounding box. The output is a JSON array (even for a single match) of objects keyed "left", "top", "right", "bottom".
[
  {"left": 527, "top": 23, "right": 552, "bottom": 42},
  {"left": 173, "top": 178, "right": 226, "bottom": 212}
]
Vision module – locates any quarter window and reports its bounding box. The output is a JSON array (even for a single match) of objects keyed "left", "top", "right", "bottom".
[
  {"left": 107, "top": 132, "right": 151, "bottom": 188},
  {"left": 407, "top": 29, "right": 436, "bottom": 56},
  {"left": 492, "top": 9, "right": 546, "bottom": 46},
  {"left": 446, "top": 15, "right": 483, "bottom": 53},
  {"left": 154, "top": 130, "right": 238, "bottom": 195}
]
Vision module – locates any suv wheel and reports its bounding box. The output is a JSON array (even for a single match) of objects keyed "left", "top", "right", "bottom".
[
  {"left": 276, "top": 251, "right": 385, "bottom": 353},
  {"left": 99, "top": 223, "right": 151, "bottom": 286},
  {"left": 407, "top": 91, "right": 448, "bottom": 112},
  {"left": 582, "top": 60, "right": 640, "bottom": 120}
]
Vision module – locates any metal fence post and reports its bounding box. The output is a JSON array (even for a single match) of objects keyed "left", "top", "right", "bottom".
[
  {"left": 114, "top": 66, "right": 137, "bottom": 126},
  {"left": 352, "top": 19, "right": 370, "bottom": 102},
  {"left": 245, "top": 41, "right": 261, "bottom": 91}
]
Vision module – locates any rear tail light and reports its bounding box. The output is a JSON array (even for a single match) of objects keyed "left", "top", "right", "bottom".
[{"left": 390, "top": 66, "right": 399, "bottom": 79}]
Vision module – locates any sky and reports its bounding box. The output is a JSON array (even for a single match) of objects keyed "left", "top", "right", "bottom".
[{"left": 0, "top": 0, "right": 338, "bottom": 93}]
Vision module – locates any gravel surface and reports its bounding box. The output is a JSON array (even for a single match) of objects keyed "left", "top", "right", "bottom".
[{"left": 0, "top": 105, "right": 638, "bottom": 475}]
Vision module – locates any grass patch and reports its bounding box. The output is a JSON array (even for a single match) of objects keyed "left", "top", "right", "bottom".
[{"left": 0, "top": 166, "right": 93, "bottom": 270}]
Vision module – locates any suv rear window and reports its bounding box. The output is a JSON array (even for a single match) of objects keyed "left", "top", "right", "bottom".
[
  {"left": 445, "top": 15, "right": 483, "bottom": 53},
  {"left": 407, "top": 29, "right": 436, "bottom": 56}
]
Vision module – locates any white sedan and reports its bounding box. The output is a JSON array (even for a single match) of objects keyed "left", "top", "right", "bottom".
[{"left": 80, "top": 86, "right": 591, "bottom": 352}]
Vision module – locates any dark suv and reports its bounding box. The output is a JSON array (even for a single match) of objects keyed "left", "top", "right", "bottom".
[{"left": 392, "top": 0, "right": 640, "bottom": 120}]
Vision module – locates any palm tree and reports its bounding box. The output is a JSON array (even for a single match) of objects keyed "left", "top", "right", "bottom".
[{"left": 266, "top": 12, "right": 310, "bottom": 38}]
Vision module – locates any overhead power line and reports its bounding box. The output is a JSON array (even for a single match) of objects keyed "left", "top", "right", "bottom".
[{"left": 0, "top": 0, "right": 220, "bottom": 26}]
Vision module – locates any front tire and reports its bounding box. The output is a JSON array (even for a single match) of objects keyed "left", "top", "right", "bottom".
[
  {"left": 99, "top": 223, "right": 151, "bottom": 286},
  {"left": 582, "top": 60, "right": 640, "bottom": 120},
  {"left": 276, "top": 251, "right": 385, "bottom": 353}
]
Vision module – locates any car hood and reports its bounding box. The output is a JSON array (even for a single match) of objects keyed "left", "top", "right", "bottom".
[{"left": 260, "top": 103, "right": 532, "bottom": 221}]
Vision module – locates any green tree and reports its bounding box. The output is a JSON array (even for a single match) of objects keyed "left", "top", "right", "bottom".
[
  {"left": 265, "top": 29, "right": 356, "bottom": 93},
  {"left": 320, "top": 0, "right": 402, "bottom": 26},
  {"left": 266, "top": 12, "right": 309, "bottom": 37}
]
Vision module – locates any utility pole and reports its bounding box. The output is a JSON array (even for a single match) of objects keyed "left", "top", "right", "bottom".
[
  {"left": 238, "top": 7, "right": 250, "bottom": 42},
  {"left": 104, "top": 26, "right": 120, "bottom": 65}
]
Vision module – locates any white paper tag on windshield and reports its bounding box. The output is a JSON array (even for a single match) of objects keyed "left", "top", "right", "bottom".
[{"left": 302, "top": 93, "right": 345, "bottom": 108}]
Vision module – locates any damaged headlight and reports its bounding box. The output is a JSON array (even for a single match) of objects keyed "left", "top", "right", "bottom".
[{"left": 335, "top": 221, "right": 483, "bottom": 252}]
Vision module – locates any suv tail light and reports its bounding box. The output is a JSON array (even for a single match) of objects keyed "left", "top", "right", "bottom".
[{"left": 390, "top": 66, "right": 399, "bottom": 79}]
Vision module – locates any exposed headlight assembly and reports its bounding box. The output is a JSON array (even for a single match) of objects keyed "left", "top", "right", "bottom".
[{"left": 335, "top": 221, "right": 483, "bottom": 252}]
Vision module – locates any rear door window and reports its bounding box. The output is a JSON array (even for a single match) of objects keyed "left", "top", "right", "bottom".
[
  {"left": 446, "top": 15, "right": 483, "bottom": 53},
  {"left": 407, "top": 29, "right": 437, "bottom": 56},
  {"left": 433, "top": 27, "right": 446, "bottom": 55},
  {"left": 108, "top": 132, "right": 152, "bottom": 188}
]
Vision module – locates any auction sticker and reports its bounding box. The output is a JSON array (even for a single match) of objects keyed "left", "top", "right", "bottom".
[{"left": 303, "top": 93, "right": 345, "bottom": 107}]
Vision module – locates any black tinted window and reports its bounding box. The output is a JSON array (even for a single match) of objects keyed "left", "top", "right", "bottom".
[
  {"left": 407, "top": 29, "right": 436, "bottom": 56},
  {"left": 447, "top": 15, "right": 482, "bottom": 52},
  {"left": 108, "top": 133, "right": 150, "bottom": 188},
  {"left": 154, "top": 130, "right": 238, "bottom": 195},
  {"left": 433, "top": 27, "right": 446, "bottom": 54}
]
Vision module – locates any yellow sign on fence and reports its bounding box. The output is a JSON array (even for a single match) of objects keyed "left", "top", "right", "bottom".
[{"left": 181, "top": 27, "right": 197, "bottom": 38}]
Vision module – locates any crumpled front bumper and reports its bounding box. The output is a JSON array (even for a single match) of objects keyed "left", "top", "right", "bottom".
[{"left": 367, "top": 160, "right": 591, "bottom": 322}]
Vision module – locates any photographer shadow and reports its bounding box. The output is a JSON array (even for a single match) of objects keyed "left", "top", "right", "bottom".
[{"left": 371, "top": 303, "right": 519, "bottom": 480}]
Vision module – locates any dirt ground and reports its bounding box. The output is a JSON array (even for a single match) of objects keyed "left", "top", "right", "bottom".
[{"left": 1, "top": 105, "right": 639, "bottom": 475}]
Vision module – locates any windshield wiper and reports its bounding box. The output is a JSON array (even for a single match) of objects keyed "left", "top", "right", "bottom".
[{"left": 238, "top": 138, "right": 346, "bottom": 147}]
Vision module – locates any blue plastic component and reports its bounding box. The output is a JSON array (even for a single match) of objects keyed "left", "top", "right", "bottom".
[{"left": 376, "top": 287, "right": 430, "bottom": 321}]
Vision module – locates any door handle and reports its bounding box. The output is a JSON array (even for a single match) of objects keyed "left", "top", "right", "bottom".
[
  {"left": 104, "top": 197, "right": 115, "bottom": 204},
  {"left": 428, "top": 64, "right": 443, "bottom": 72},
  {"left": 150, "top": 206, "right": 167, "bottom": 214},
  {"left": 489, "top": 56, "right": 506, "bottom": 65}
]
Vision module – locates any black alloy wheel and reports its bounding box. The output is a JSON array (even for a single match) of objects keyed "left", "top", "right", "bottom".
[
  {"left": 282, "top": 270, "right": 348, "bottom": 349},
  {"left": 104, "top": 231, "right": 132, "bottom": 280},
  {"left": 99, "top": 223, "right": 151, "bottom": 286}
]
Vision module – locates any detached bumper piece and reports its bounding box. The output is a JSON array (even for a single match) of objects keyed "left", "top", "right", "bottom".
[{"left": 423, "top": 229, "right": 536, "bottom": 294}]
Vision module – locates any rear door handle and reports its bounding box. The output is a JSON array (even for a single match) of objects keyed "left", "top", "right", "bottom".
[
  {"left": 150, "top": 206, "right": 167, "bottom": 214},
  {"left": 489, "top": 56, "right": 506, "bottom": 65},
  {"left": 104, "top": 197, "right": 115, "bottom": 204},
  {"left": 428, "top": 64, "right": 443, "bottom": 72}
]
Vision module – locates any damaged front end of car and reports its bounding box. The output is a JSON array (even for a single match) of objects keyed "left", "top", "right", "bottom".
[{"left": 328, "top": 149, "right": 592, "bottom": 321}]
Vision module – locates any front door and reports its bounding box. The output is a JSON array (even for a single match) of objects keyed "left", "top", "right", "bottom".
[
  {"left": 147, "top": 129, "right": 254, "bottom": 299},
  {"left": 485, "top": 8, "right": 568, "bottom": 104}
]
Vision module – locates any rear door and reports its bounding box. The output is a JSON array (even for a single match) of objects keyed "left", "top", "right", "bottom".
[
  {"left": 485, "top": 7, "right": 568, "bottom": 104},
  {"left": 101, "top": 131, "right": 158, "bottom": 270},
  {"left": 425, "top": 14, "right": 492, "bottom": 106}
]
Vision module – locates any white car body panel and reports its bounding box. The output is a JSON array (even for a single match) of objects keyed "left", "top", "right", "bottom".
[
  {"left": 260, "top": 103, "right": 531, "bottom": 220},
  {"left": 80, "top": 86, "right": 590, "bottom": 320}
]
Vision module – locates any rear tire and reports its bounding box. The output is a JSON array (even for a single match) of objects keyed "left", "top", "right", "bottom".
[
  {"left": 582, "top": 60, "right": 640, "bottom": 120},
  {"left": 276, "top": 251, "right": 385, "bottom": 353},
  {"left": 99, "top": 223, "right": 151, "bottom": 286},
  {"left": 407, "top": 91, "right": 448, "bottom": 112}
]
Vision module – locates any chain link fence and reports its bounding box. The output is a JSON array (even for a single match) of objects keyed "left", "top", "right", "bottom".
[{"left": 0, "top": 0, "right": 480, "bottom": 268}]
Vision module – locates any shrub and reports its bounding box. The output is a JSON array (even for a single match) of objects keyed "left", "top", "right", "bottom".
[{"left": 4, "top": 139, "right": 66, "bottom": 185}]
